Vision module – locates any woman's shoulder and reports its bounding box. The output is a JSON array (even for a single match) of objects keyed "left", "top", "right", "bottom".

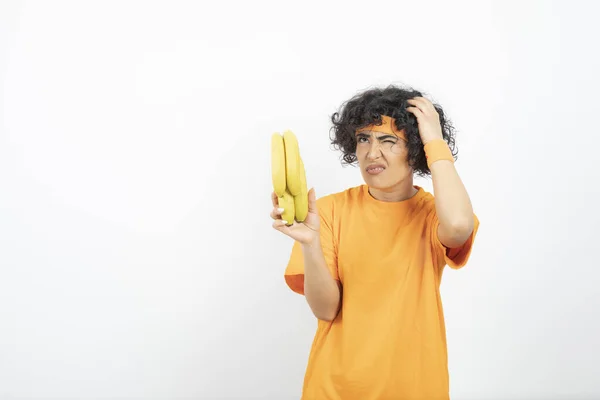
[{"left": 316, "top": 185, "right": 364, "bottom": 208}]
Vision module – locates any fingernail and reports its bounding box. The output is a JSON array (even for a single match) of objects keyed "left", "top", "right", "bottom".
[
  {"left": 281, "top": 220, "right": 288, "bottom": 225},
  {"left": 277, "top": 208, "right": 284, "bottom": 213}
]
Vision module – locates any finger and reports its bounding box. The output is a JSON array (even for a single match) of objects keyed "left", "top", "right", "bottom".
[
  {"left": 406, "top": 106, "right": 424, "bottom": 118},
  {"left": 407, "top": 98, "right": 428, "bottom": 113},
  {"left": 272, "top": 218, "right": 292, "bottom": 231},
  {"left": 307, "top": 187, "right": 318, "bottom": 213},
  {"left": 271, "top": 191, "right": 279, "bottom": 207},
  {"left": 408, "top": 96, "right": 429, "bottom": 105},
  {"left": 270, "top": 206, "right": 285, "bottom": 220},
  {"left": 407, "top": 97, "right": 436, "bottom": 114},
  {"left": 406, "top": 99, "right": 423, "bottom": 113}
]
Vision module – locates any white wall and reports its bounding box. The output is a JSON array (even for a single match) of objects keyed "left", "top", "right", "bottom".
[{"left": 1, "top": 0, "right": 599, "bottom": 399}]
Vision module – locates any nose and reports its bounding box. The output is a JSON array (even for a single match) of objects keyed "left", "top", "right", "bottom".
[{"left": 366, "top": 140, "right": 383, "bottom": 160}]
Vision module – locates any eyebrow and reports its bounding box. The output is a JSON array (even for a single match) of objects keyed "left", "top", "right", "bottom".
[{"left": 355, "top": 132, "right": 399, "bottom": 140}]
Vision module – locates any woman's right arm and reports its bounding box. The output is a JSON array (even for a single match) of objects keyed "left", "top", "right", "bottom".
[{"left": 301, "top": 236, "right": 342, "bottom": 322}]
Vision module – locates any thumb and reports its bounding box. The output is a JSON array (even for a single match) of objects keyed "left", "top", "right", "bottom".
[{"left": 307, "top": 187, "right": 318, "bottom": 213}]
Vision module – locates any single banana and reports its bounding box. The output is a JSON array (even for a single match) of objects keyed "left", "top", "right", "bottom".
[
  {"left": 283, "top": 130, "right": 302, "bottom": 196},
  {"left": 278, "top": 189, "right": 295, "bottom": 226},
  {"left": 271, "top": 133, "right": 286, "bottom": 197},
  {"left": 293, "top": 157, "right": 308, "bottom": 222},
  {"left": 270, "top": 129, "right": 308, "bottom": 225}
]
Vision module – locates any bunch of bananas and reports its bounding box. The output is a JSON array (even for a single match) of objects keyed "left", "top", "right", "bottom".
[{"left": 271, "top": 130, "right": 308, "bottom": 226}]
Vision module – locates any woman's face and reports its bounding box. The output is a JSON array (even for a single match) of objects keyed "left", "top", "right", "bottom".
[{"left": 354, "top": 128, "right": 411, "bottom": 191}]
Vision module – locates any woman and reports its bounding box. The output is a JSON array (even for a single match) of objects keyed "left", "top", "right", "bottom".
[{"left": 270, "top": 84, "right": 480, "bottom": 400}]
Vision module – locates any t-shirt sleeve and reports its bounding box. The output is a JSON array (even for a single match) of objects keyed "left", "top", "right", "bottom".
[
  {"left": 429, "top": 208, "right": 480, "bottom": 269},
  {"left": 284, "top": 196, "right": 339, "bottom": 295}
]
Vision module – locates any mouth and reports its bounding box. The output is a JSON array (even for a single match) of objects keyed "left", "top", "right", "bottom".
[{"left": 366, "top": 164, "right": 386, "bottom": 175}]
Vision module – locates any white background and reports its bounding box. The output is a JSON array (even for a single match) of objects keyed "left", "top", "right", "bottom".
[{"left": 1, "top": 0, "right": 599, "bottom": 399}]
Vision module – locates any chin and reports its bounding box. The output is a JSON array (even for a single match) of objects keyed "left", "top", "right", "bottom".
[
  {"left": 361, "top": 172, "right": 393, "bottom": 189},
  {"left": 361, "top": 169, "right": 411, "bottom": 191}
]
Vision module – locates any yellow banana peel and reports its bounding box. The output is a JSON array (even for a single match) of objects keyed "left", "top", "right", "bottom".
[{"left": 271, "top": 130, "right": 308, "bottom": 225}]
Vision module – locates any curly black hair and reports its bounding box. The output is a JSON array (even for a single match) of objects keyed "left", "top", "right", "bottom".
[{"left": 329, "top": 84, "right": 457, "bottom": 177}]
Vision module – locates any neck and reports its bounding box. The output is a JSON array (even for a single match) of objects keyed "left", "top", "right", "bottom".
[{"left": 367, "top": 177, "right": 418, "bottom": 202}]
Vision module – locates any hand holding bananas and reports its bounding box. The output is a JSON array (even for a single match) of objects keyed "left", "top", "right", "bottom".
[{"left": 270, "top": 130, "right": 319, "bottom": 245}]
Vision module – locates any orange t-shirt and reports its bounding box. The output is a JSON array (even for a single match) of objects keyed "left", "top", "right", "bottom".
[{"left": 284, "top": 184, "right": 480, "bottom": 400}]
